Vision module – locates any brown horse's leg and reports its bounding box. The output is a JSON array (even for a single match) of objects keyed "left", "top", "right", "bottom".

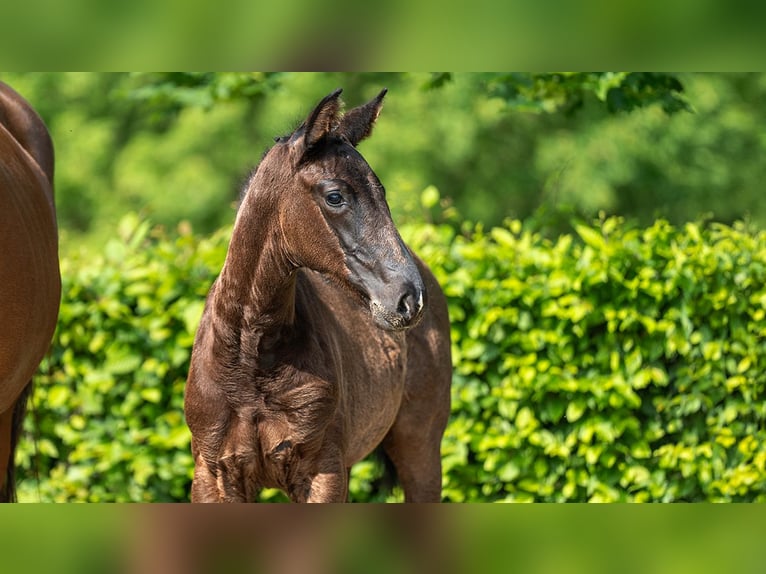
[
  {"left": 382, "top": 373, "right": 450, "bottom": 503},
  {"left": 0, "top": 407, "right": 12, "bottom": 502},
  {"left": 382, "top": 424, "right": 443, "bottom": 503},
  {"left": 0, "top": 381, "right": 31, "bottom": 503}
]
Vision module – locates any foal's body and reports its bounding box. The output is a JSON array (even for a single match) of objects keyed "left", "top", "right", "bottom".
[
  {"left": 188, "top": 265, "right": 449, "bottom": 502},
  {"left": 186, "top": 89, "right": 451, "bottom": 502}
]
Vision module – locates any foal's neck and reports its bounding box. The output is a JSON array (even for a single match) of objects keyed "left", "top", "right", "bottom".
[{"left": 212, "top": 187, "right": 297, "bottom": 348}]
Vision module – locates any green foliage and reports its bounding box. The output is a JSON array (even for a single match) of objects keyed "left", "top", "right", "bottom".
[
  {"left": 481, "top": 72, "right": 690, "bottom": 115},
  {"left": 17, "top": 215, "right": 229, "bottom": 502},
  {"left": 18, "top": 212, "right": 766, "bottom": 502},
  {"left": 6, "top": 72, "right": 766, "bottom": 240},
  {"left": 137, "top": 72, "right": 689, "bottom": 118},
  {"left": 536, "top": 74, "right": 766, "bottom": 226},
  {"left": 0, "top": 71, "right": 706, "bottom": 245},
  {"left": 1, "top": 72, "right": 268, "bottom": 250},
  {"left": 125, "top": 72, "right": 282, "bottom": 116},
  {"left": 405, "top": 215, "right": 766, "bottom": 502}
]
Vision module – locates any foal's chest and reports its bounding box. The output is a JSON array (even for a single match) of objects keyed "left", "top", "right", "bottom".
[{"left": 334, "top": 328, "right": 408, "bottom": 462}]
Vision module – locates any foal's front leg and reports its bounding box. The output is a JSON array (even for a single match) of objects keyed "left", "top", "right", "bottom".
[
  {"left": 190, "top": 418, "right": 258, "bottom": 503},
  {"left": 306, "top": 471, "right": 348, "bottom": 503},
  {"left": 191, "top": 450, "right": 255, "bottom": 503},
  {"left": 289, "top": 455, "right": 348, "bottom": 503},
  {"left": 190, "top": 456, "right": 221, "bottom": 502}
]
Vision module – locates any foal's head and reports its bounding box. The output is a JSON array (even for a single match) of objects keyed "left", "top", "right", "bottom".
[{"left": 252, "top": 88, "right": 425, "bottom": 331}]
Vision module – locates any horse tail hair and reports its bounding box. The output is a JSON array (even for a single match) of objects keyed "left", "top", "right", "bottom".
[{"left": 1, "top": 380, "right": 32, "bottom": 502}]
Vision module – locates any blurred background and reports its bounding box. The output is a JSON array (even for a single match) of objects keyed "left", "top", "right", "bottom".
[{"left": 4, "top": 72, "right": 766, "bottom": 256}]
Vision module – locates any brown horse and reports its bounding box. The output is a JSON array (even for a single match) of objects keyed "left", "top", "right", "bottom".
[
  {"left": 0, "top": 81, "right": 60, "bottom": 502},
  {"left": 185, "top": 89, "right": 452, "bottom": 502}
]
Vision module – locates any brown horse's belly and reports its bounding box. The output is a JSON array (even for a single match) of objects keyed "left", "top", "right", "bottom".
[{"left": 0, "top": 134, "right": 60, "bottom": 412}]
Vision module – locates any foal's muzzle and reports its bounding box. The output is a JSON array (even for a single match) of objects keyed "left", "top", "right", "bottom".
[{"left": 370, "top": 280, "right": 426, "bottom": 331}]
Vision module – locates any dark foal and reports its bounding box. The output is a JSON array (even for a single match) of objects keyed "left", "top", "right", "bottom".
[
  {"left": 185, "top": 89, "right": 451, "bottom": 502},
  {"left": 0, "top": 81, "right": 60, "bottom": 502}
]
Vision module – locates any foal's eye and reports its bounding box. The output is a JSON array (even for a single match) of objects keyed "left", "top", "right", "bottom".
[{"left": 325, "top": 191, "right": 344, "bottom": 207}]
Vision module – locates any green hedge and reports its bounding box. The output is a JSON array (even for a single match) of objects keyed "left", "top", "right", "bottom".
[
  {"left": 18, "top": 214, "right": 766, "bottom": 502},
  {"left": 17, "top": 215, "right": 225, "bottom": 501},
  {"left": 407, "top": 216, "right": 766, "bottom": 502}
]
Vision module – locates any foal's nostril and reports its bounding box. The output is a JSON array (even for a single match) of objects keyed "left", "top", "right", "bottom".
[
  {"left": 397, "top": 293, "right": 413, "bottom": 317},
  {"left": 397, "top": 286, "right": 425, "bottom": 322}
]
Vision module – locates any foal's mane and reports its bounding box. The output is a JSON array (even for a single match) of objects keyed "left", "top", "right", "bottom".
[
  {"left": 236, "top": 115, "right": 348, "bottom": 207},
  {"left": 235, "top": 142, "right": 276, "bottom": 206}
]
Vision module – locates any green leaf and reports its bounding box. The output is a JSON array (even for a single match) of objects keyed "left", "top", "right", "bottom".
[
  {"left": 566, "top": 400, "right": 586, "bottom": 423},
  {"left": 420, "top": 185, "right": 441, "bottom": 209},
  {"left": 574, "top": 223, "right": 606, "bottom": 250}
]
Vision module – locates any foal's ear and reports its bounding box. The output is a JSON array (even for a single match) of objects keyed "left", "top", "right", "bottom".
[
  {"left": 299, "top": 88, "right": 344, "bottom": 149},
  {"left": 337, "top": 88, "right": 387, "bottom": 146}
]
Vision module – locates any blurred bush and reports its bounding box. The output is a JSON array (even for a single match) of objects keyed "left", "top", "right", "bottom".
[
  {"left": 6, "top": 73, "right": 766, "bottom": 253},
  {"left": 17, "top": 210, "right": 766, "bottom": 502}
]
